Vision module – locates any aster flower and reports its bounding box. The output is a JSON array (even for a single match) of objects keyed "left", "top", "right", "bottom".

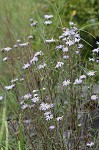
[
  {"left": 30, "top": 56, "right": 38, "bottom": 64},
  {"left": 96, "top": 41, "right": 99, "bottom": 45},
  {"left": 55, "top": 62, "right": 64, "bottom": 68},
  {"left": 23, "top": 93, "right": 32, "bottom": 100},
  {"left": 31, "top": 97, "right": 40, "bottom": 103},
  {"left": 44, "top": 20, "right": 52, "bottom": 25},
  {"left": 79, "top": 75, "right": 86, "bottom": 79},
  {"left": 11, "top": 78, "right": 18, "bottom": 83},
  {"left": 63, "top": 80, "right": 70, "bottom": 86},
  {"left": 49, "top": 125, "right": 55, "bottom": 130},
  {"left": 44, "top": 111, "right": 51, "bottom": 116},
  {"left": 44, "top": 14, "right": 53, "bottom": 19},
  {"left": 74, "top": 79, "right": 82, "bottom": 84},
  {"left": 13, "top": 44, "right": 18, "bottom": 48},
  {"left": 86, "top": 142, "right": 94, "bottom": 147},
  {"left": 31, "top": 21, "right": 38, "bottom": 26},
  {"left": 92, "top": 48, "right": 99, "bottom": 53},
  {"left": 87, "top": 71, "right": 96, "bottom": 76},
  {"left": 0, "top": 96, "right": 3, "bottom": 101},
  {"left": 56, "top": 116, "right": 63, "bottom": 121},
  {"left": 91, "top": 95, "right": 98, "bottom": 100},
  {"left": 78, "top": 44, "right": 83, "bottom": 49},
  {"left": 34, "top": 51, "right": 44, "bottom": 57},
  {"left": 63, "top": 55, "right": 69, "bottom": 59},
  {"left": 89, "top": 58, "right": 95, "bottom": 62},
  {"left": 2, "top": 57, "right": 9, "bottom": 62},
  {"left": 22, "top": 63, "right": 30, "bottom": 69},
  {"left": 39, "top": 102, "right": 54, "bottom": 111},
  {"left": 62, "top": 47, "right": 68, "bottom": 52},
  {"left": 19, "top": 42, "right": 29, "bottom": 47},
  {"left": 56, "top": 45, "right": 64, "bottom": 50},
  {"left": 45, "top": 37, "right": 55, "bottom": 43},
  {"left": 37, "top": 63, "right": 47, "bottom": 69},
  {"left": 2, "top": 47, "right": 12, "bottom": 52},
  {"left": 5, "top": 84, "right": 15, "bottom": 90},
  {"left": 28, "top": 35, "right": 34, "bottom": 39},
  {"left": 45, "top": 114, "right": 53, "bottom": 121}
]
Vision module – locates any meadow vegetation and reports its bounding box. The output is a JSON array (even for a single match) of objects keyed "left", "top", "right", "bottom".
[{"left": 0, "top": 0, "right": 99, "bottom": 150}]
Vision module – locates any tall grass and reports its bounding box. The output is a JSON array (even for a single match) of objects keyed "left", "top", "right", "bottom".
[{"left": 0, "top": 0, "right": 99, "bottom": 150}]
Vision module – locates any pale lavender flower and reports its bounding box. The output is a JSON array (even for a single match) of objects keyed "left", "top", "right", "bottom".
[
  {"left": 63, "top": 55, "right": 69, "bottom": 59},
  {"left": 96, "top": 41, "right": 99, "bottom": 45},
  {"left": 91, "top": 95, "right": 98, "bottom": 100},
  {"left": 30, "top": 56, "right": 38, "bottom": 64},
  {"left": 44, "top": 14, "right": 53, "bottom": 19},
  {"left": 62, "top": 47, "right": 68, "bottom": 52},
  {"left": 23, "top": 93, "right": 32, "bottom": 100},
  {"left": 44, "top": 111, "right": 51, "bottom": 116},
  {"left": 49, "top": 125, "right": 55, "bottom": 130},
  {"left": 56, "top": 45, "right": 64, "bottom": 50},
  {"left": 37, "top": 63, "right": 47, "bottom": 69},
  {"left": 86, "top": 142, "right": 94, "bottom": 147},
  {"left": 2, "top": 57, "right": 9, "bottom": 62},
  {"left": 92, "top": 48, "right": 99, "bottom": 53},
  {"left": 45, "top": 37, "right": 55, "bottom": 43},
  {"left": 5, "top": 84, "right": 15, "bottom": 90},
  {"left": 0, "top": 96, "right": 3, "bottom": 101},
  {"left": 55, "top": 62, "right": 64, "bottom": 68},
  {"left": 80, "top": 75, "right": 86, "bottom": 79},
  {"left": 45, "top": 114, "right": 53, "bottom": 121},
  {"left": 63, "top": 80, "right": 70, "bottom": 86},
  {"left": 56, "top": 116, "right": 63, "bottom": 121},
  {"left": 87, "top": 71, "right": 96, "bottom": 76},
  {"left": 44, "top": 20, "right": 52, "bottom": 25},
  {"left": 11, "top": 77, "right": 18, "bottom": 83},
  {"left": 19, "top": 42, "right": 29, "bottom": 47},
  {"left": 74, "top": 79, "right": 82, "bottom": 84},
  {"left": 31, "top": 21, "right": 38, "bottom": 26},
  {"left": 22, "top": 63, "right": 30, "bottom": 69},
  {"left": 89, "top": 58, "right": 95, "bottom": 62},
  {"left": 78, "top": 44, "right": 83, "bottom": 49},
  {"left": 28, "top": 36, "right": 34, "bottom": 39},
  {"left": 31, "top": 97, "right": 40, "bottom": 103},
  {"left": 3, "top": 47, "right": 12, "bottom": 52},
  {"left": 39, "top": 102, "right": 53, "bottom": 111}
]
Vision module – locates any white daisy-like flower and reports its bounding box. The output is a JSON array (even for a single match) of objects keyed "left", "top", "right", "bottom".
[
  {"left": 34, "top": 51, "right": 44, "bottom": 57},
  {"left": 30, "top": 56, "right": 38, "bottom": 64},
  {"left": 55, "top": 62, "right": 64, "bottom": 68},
  {"left": 45, "top": 114, "right": 53, "bottom": 121},
  {"left": 39, "top": 102, "right": 54, "bottom": 111},
  {"left": 3, "top": 47, "right": 12, "bottom": 52},
  {"left": 2, "top": 57, "right": 9, "bottom": 62},
  {"left": 56, "top": 116, "right": 63, "bottom": 121},
  {"left": 92, "top": 48, "right": 99, "bottom": 53},
  {"left": 96, "top": 41, "right": 99, "bottom": 45},
  {"left": 74, "top": 79, "right": 82, "bottom": 84},
  {"left": 23, "top": 93, "right": 32, "bottom": 100},
  {"left": 63, "top": 55, "right": 69, "bottom": 59},
  {"left": 22, "top": 63, "right": 30, "bottom": 69},
  {"left": 37, "top": 63, "right": 47, "bottom": 69},
  {"left": 80, "top": 75, "right": 86, "bottom": 79},
  {"left": 91, "top": 95, "right": 98, "bottom": 100},
  {"left": 75, "top": 51, "right": 80, "bottom": 54},
  {"left": 49, "top": 125, "right": 55, "bottom": 130},
  {"left": 31, "top": 97, "right": 40, "bottom": 103},
  {"left": 17, "top": 39, "right": 21, "bottom": 43},
  {"left": 28, "top": 36, "right": 34, "bottom": 39},
  {"left": 78, "top": 44, "right": 83, "bottom": 49},
  {"left": 62, "top": 47, "right": 68, "bottom": 52},
  {"left": 69, "top": 21, "right": 75, "bottom": 26},
  {"left": 45, "top": 37, "right": 55, "bottom": 43},
  {"left": 86, "top": 142, "right": 94, "bottom": 147},
  {"left": 44, "top": 20, "right": 52, "bottom": 25},
  {"left": 19, "top": 42, "right": 29, "bottom": 47},
  {"left": 31, "top": 21, "right": 38, "bottom": 26},
  {"left": 89, "top": 58, "right": 95, "bottom": 62},
  {"left": 32, "top": 89, "right": 38, "bottom": 93},
  {"left": 66, "top": 40, "right": 75, "bottom": 46},
  {"left": 56, "top": 45, "right": 64, "bottom": 50},
  {"left": 44, "top": 14, "right": 53, "bottom": 19},
  {"left": 44, "top": 111, "right": 51, "bottom": 116},
  {"left": 13, "top": 44, "right": 18, "bottom": 48},
  {"left": 11, "top": 77, "right": 18, "bottom": 83},
  {"left": 63, "top": 80, "right": 70, "bottom": 86},
  {"left": 87, "top": 71, "right": 96, "bottom": 76},
  {"left": 21, "top": 104, "right": 29, "bottom": 110},
  {"left": 0, "top": 96, "right": 3, "bottom": 101},
  {"left": 5, "top": 84, "right": 15, "bottom": 90}
]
